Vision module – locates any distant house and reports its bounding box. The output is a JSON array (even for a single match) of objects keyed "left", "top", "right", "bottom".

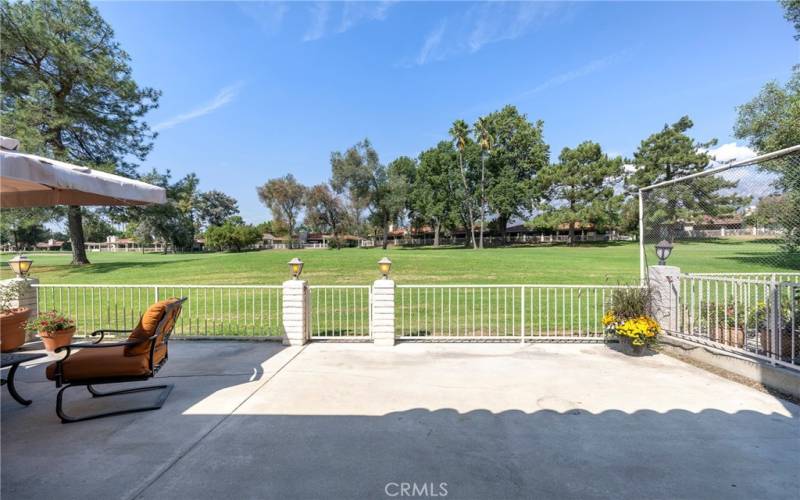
[{"left": 35, "top": 239, "right": 64, "bottom": 251}]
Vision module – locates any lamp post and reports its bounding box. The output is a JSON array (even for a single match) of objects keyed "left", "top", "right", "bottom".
[
  {"left": 654, "top": 240, "right": 673, "bottom": 266},
  {"left": 378, "top": 257, "right": 392, "bottom": 279},
  {"left": 7, "top": 255, "right": 33, "bottom": 278},
  {"left": 288, "top": 257, "right": 304, "bottom": 279}
]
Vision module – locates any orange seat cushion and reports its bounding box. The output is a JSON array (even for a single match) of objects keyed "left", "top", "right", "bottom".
[
  {"left": 45, "top": 344, "right": 166, "bottom": 382},
  {"left": 125, "top": 298, "right": 180, "bottom": 356}
]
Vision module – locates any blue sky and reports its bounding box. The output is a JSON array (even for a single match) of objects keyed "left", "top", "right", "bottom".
[{"left": 94, "top": 1, "right": 798, "bottom": 223}]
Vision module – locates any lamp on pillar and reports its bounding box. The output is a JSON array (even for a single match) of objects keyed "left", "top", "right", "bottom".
[
  {"left": 654, "top": 240, "right": 673, "bottom": 266},
  {"left": 378, "top": 257, "right": 392, "bottom": 279},
  {"left": 288, "top": 257, "right": 304, "bottom": 279},
  {"left": 7, "top": 255, "right": 32, "bottom": 278}
]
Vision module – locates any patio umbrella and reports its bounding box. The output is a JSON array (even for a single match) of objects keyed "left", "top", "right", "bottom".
[{"left": 0, "top": 138, "right": 166, "bottom": 208}]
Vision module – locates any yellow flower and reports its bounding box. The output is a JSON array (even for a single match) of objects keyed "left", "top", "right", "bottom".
[{"left": 602, "top": 311, "right": 616, "bottom": 326}]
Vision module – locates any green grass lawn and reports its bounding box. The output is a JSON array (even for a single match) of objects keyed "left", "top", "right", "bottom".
[
  {"left": 4, "top": 238, "right": 795, "bottom": 339},
  {"left": 2, "top": 238, "right": 796, "bottom": 286}
]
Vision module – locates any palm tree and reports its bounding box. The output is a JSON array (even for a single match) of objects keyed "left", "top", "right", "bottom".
[
  {"left": 449, "top": 119, "right": 477, "bottom": 249},
  {"left": 475, "top": 117, "right": 493, "bottom": 249}
]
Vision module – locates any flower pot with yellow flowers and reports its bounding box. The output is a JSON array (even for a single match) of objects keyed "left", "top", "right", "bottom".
[{"left": 603, "top": 286, "right": 661, "bottom": 356}]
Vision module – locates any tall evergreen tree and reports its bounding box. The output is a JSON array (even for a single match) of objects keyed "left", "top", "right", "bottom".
[
  {"left": 534, "top": 141, "right": 623, "bottom": 245},
  {"left": 628, "top": 116, "right": 743, "bottom": 240},
  {"left": 1, "top": 0, "right": 160, "bottom": 264}
]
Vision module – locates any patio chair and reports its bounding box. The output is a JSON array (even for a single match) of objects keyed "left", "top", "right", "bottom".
[{"left": 45, "top": 297, "right": 187, "bottom": 423}]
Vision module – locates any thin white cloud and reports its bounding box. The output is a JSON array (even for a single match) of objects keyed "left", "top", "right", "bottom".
[
  {"left": 153, "top": 83, "right": 243, "bottom": 132},
  {"left": 416, "top": 21, "right": 446, "bottom": 66},
  {"left": 407, "top": 2, "right": 566, "bottom": 66},
  {"left": 238, "top": 2, "right": 288, "bottom": 35},
  {"left": 521, "top": 50, "right": 629, "bottom": 97},
  {"left": 304, "top": 1, "right": 394, "bottom": 42},
  {"left": 303, "top": 3, "right": 330, "bottom": 42}
]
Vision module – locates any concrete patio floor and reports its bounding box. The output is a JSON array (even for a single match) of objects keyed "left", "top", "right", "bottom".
[{"left": 2, "top": 341, "right": 798, "bottom": 500}]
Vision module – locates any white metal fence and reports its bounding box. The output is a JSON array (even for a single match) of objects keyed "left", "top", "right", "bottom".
[
  {"left": 34, "top": 284, "right": 283, "bottom": 339},
  {"left": 309, "top": 285, "right": 372, "bottom": 340},
  {"left": 674, "top": 274, "right": 798, "bottom": 368},
  {"left": 686, "top": 272, "right": 800, "bottom": 284},
  {"left": 396, "top": 284, "right": 635, "bottom": 340}
]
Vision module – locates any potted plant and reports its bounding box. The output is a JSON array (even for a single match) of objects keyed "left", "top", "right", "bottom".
[
  {"left": 26, "top": 310, "right": 76, "bottom": 352},
  {"left": 603, "top": 286, "right": 661, "bottom": 355},
  {"left": 0, "top": 281, "right": 31, "bottom": 352}
]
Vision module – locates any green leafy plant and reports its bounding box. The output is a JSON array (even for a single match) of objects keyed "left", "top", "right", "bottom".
[
  {"left": 0, "top": 281, "right": 22, "bottom": 313},
  {"left": 610, "top": 286, "right": 652, "bottom": 320}
]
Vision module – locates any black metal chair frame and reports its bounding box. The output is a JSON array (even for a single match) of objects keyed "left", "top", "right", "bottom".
[{"left": 50, "top": 298, "right": 187, "bottom": 424}]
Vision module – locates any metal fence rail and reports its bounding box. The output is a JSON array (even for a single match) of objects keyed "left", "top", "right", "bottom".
[
  {"left": 396, "top": 284, "right": 637, "bottom": 340},
  {"left": 309, "top": 285, "right": 371, "bottom": 339},
  {"left": 34, "top": 284, "right": 283, "bottom": 338},
  {"left": 687, "top": 272, "right": 800, "bottom": 284},
  {"left": 675, "top": 274, "right": 798, "bottom": 368}
]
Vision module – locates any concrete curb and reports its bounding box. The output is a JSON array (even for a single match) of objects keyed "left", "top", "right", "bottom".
[{"left": 660, "top": 335, "right": 800, "bottom": 399}]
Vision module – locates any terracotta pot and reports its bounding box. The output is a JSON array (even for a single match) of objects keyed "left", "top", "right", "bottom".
[
  {"left": 0, "top": 308, "right": 31, "bottom": 353},
  {"left": 38, "top": 326, "right": 76, "bottom": 352}
]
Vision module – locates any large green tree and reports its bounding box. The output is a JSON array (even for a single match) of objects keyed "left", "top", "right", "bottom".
[
  {"left": 628, "top": 116, "right": 742, "bottom": 241},
  {"left": 121, "top": 170, "right": 197, "bottom": 252},
  {"left": 256, "top": 174, "right": 307, "bottom": 243},
  {"left": 331, "top": 139, "right": 402, "bottom": 250},
  {"left": 204, "top": 218, "right": 260, "bottom": 252},
  {"left": 732, "top": 0, "right": 800, "bottom": 251},
  {"left": 411, "top": 141, "right": 462, "bottom": 246},
  {"left": 482, "top": 105, "right": 549, "bottom": 243},
  {"left": 533, "top": 141, "right": 622, "bottom": 245},
  {"left": 195, "top": 190, "right": 240, "bottom": 229},
  {"left": 0, "top": 0, "right": 160, "bottom": 265},
  {"left": 304, "top": 183, "right": 347, "bottom": 237},
  {"left": 781, "top": 0, "right": 799, "bottom": 40},
  {"left": 0, "top": 207, "right": 60, "bottom": 250},
  {"left": 734, "top": 69, "right": 800, "bottom": 154}
]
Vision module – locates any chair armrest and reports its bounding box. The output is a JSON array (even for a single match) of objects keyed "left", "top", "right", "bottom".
[{"left": 89, "top": 329, "right": 132, "bottom": 343}]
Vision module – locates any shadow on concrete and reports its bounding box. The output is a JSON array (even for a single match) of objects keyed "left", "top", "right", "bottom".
[{"left": 2, "top": 342, "right": 798, "bottom": 500}]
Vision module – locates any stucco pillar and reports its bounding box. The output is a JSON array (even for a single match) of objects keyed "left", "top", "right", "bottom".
[
  {"left": 648, "top": 265, "right": 680, "bottom": 334},
  {"left": 372, "top": 279, "right": 395, "bottom": 346},
  {"left": 282, "top": 279, "right": 309, "bottom": 346}
]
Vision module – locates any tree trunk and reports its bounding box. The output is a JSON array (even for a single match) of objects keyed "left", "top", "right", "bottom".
[
  {"left": 456, "top": 151, "right": 477, "bottom": 250},
  {"left": 568, "top": 221, "right": 576, "bottom": 246},
  {"left": 382, "top": 221, "right": 389, "bottom": 250},
  {"left": 498, "top": 214, "right": 508, "bottom": 245},
  {"left": 433, "top": 219, "right": 440, "bottom": 247},
  {"left": 68, "top": 206, "right": 90, "bottom": 265},
  {"left": 479, "top": 157, "right": 485, "bottom": 249}
]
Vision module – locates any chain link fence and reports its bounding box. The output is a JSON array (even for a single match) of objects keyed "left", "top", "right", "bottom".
[
  {"left": 639, "top": 145, "right": 799, "bottom": 367},
  {"left": 639, "top": 145, "right": 800, "bottom": 276}
]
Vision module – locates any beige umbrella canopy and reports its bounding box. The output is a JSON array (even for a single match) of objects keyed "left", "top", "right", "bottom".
[{"left": 0, "top": 137, "right": 166, "bottom": 208}]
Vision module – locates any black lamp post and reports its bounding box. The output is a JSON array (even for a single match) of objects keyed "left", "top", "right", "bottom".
[{"left": 654, "top": 240, "right": 673, "bottom": 266}]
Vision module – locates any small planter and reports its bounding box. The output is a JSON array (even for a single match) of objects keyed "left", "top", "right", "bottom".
[
  {"left": 0, "top": 307, "right": 32, "bottom": 353},
  {"left": 38, "top": 326, "right": 76, "bottom": 352},
  {"left": 619, "top": 337, "right": 649, "bottom": 356}
]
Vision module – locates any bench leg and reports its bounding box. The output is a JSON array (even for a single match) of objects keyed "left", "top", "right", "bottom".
[
  {"left": 4, "top": 364, "right": 32, "bottom": 406},
  {"left": 57, "top": 383, "right": 174, "bottom": 424}
]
